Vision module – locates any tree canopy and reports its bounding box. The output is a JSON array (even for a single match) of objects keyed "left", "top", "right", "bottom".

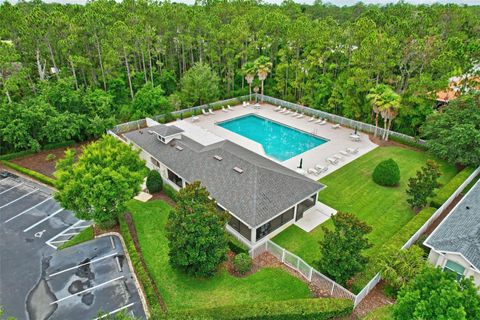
[
  {"left": 165, "top": 181, "right": 229, "bottom": 277},
  {"left": 54, "top": 135, "right": 147, "bottom": 228},
  {"left": 421, "top": 93, "right": 480, "bottom": 167},
  {"left": 394, "top": 267, "right": 480, "bottom": 320},
  {"left": 0, "top": 1, "right": 479, "bottom": 154}
]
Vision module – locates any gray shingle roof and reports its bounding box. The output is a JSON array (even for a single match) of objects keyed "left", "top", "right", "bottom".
[
  {"left": 124, "top": 128, "right": 324, "bottom": 227},
  {"left": 425, "top": 180, "right": 480, "bottom": 270},
  {"left": 147, "top": 124, "right": 184, "bottom": 137}
]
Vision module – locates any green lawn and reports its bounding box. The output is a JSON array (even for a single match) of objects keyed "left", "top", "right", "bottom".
[
  {"left": 58, "top": 226, "right": 94, "bottom": 250},
  {"left": 126, "top": 200, "right": 312, "bottom": 312},
  {"left": 273, "top": 146, "right": 456, "bottom": 266}
]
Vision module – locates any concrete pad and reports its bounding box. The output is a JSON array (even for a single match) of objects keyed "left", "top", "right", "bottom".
[
  {"left": 133, "top": 191, "right": 152, "bottom": 202},
  {"left": 295, "top": 202, "right": 338, "bottom": 232}
]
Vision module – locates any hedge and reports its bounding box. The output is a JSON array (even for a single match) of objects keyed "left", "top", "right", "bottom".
[
  {"left": 119, "top": 213, "right": 163, "bottom": 315},
  {"left": 352, "top": 207, "right": 437, "bottom": 292},
  {"left": 1, "top": 160, "right": 56, "bottom": 187},
  {"left": 228, "top": 234, "right": 249, "bottom": 254},
  {"left": 0, "top": 150, "right": 35, "bottom": 161},
  {"left": 163, "top": 298, "right": 353, "bottom": 320},
  {"left": 430, "top": 166, "right": 476, "bottom": 208},
  {"left": 163, "top": 183, "right": 178, "bottom": 202},
  {"left": 42, "top": 140, "right": 77, "bottom": 150}
]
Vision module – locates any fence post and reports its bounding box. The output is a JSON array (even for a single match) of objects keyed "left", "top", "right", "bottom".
[
  {"left": 281, "top": 248, "right": 285, "bottom": 263},
  {"left": 308, "top": 266, "right": 313, "bottom": 282},
  {"left": 330, "top": 282, "right": 335, "bottom": 295},
  {"left": 296, "top": 258, "right": 300, "bottom": 269}
]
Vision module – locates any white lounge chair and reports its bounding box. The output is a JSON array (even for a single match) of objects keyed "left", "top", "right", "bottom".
[
  {"left": 320, "top": 119, "right": 327, "bottom": 125},
  {"left": 227, "top": 105, "right": 234, "bottom": 111},
  {"left": 314, "top": 118, "right": 323, "bottom": 124},
  {"left": 291, "top": 111, "right": 298, "bottom": 117},
  {"left": 326, "top": 158, "right": 338, "bottom": 165},
  {"left": 208, "top": 108, "right": 215, "bottom": 115},
  {"left": 340, "top": 151, "right": 349, "bottom": 157},
  {"left": 333, "top": 154, "right": 344, "bottom": 161},
  {"left": 279, "top": 108, "right": 287, "bottom": 114},
  {"left": 296, "top": 168, "right": 306, "bottom": 176},
  {"left": 192, "top": 116, "right": 200, "bottom": 122},
  {"left": 308, "top": 168, "right": 320, "bottom": 176},
  {"left": 296, "top": 113, "right": 304, "bottom": 119},
  {"left": 314, "top": 164, "right": 328, "bottom": 172},
  {"left": 221, "top": 106, "right": 228, "bottom": 112},
  {"left": 284, "top": 109, "right": 291, "bottom": 115},
  {"left": 332, "top": 124, "right": 340, "bottom": 129},
  {"left": 307, "top": 116, "right": 316, "bottom": 122},
  {"left": 347, "top": 147, "right": 359, "bottom": 154},
  {"left": 274, "top": 105, "right": 282, "bottom": 112},
  {"left": 202, "top": 109, "right": 209, "bottom": 116}
]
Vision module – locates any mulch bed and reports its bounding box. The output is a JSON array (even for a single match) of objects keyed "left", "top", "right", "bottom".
[
  {"left": 150, "top": 191, "right": 177, "bottom": 207},
  {"left": 10, "top": 142, "right": 88, "bottom": 178},
  {"left": 423, "top": 192, "right": 464, "bottom": 236},
  {"left": 93, "top": 224, "right": 120, "bottom": 237},
  {"left": 351, "top": 282, "right": 394, "bottom": 319},
  {"left": 124, "top": 213, "right": 168, "bottom": 312}
]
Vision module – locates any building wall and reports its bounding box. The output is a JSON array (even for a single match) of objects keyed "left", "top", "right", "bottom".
[{"left": 428, "top": 249, "right": 480, "bottom": 286}]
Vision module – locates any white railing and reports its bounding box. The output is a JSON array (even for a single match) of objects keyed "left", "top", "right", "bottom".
[
  {"left": 250, "top": 240, "right": 357, "bottom": 305},
  {"left": 402, "top": 166, "right": 480, "bottom": 249}
]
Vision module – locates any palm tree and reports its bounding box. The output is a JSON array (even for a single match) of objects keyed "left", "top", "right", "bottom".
[
  {"left": 366, "top": 84, "right": 388, "bottom": 138},
  {"left": 254, "top": 56, "right": 272, "bottom": 102},
  {"left": 381, "top": 90, "right": 401, "bottom": 141},
  {"left": 242, "top": 62, "right": 256, "bottom": 102}
]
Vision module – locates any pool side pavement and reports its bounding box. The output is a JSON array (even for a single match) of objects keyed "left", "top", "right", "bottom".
[{"left": 169, "top": 102, "right": 378, "bottom": 181}]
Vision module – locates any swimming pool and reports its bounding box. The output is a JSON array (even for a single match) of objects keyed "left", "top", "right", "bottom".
[{"left": 218, "top": 114, "right": 328, "bottom": 161}]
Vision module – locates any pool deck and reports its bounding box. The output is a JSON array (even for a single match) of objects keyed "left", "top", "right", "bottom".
[{"left": 170, "top": 102, "right": 378, "bottom": 181}]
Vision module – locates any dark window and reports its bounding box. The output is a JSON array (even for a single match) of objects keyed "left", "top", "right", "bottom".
[
  {"left": 296, "top": 194, "right": 316, "bottom": 221},
  {"left": 256, "top": 207, "right": 295, "bottom": 241},
  {"left": 151, "top": 157, "right": 160, "bottom": 167},
  {"left": 167, "top": 169, "right": 183, "bottom": 188},
  {"left": 228, "top": 214, "right": 251, "bottom": 241}
]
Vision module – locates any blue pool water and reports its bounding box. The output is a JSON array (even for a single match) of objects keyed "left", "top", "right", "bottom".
[{"left": 218, "top": 114, "right": 328, "bottom": 161}]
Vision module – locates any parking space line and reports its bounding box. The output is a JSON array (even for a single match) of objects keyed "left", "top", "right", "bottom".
[
  {"left": 0, "top": 182, "right": 24, "bottom": 195},
  {"left": 23, "top": 208, "right": 63, "bottom": 232},
  {"left": 4, "top": 196, "right": 54, "bottom": 223},
  {"left": 0, "top": 189, "right": 38, "bottom": 209},
  {"left": 0, "top": 177, "right": 12, "bottom": 185},
  {"left": 49, "top": 276, "right": 125, "bottom": 305},
  {"left": 93, "top": 303, "right": 135, "bottom": 320},
  {"left": 59, "top": 232, "right": 79, "bottom": 236},
  {"left": 47, "top": 252, "right": 119, "bottom": 278}
]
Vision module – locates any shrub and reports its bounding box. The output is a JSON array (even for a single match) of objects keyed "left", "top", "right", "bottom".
[
  {"left": 233, "top": 253, "right": 252, "bottom": 274},
  {"left": 430, "top": 166, "right": 476, "bottom": 208},
  {"left": 146, "top": 170, "right": 163, "bottom": 193},
  {"left": 163, "top": 183, "right": 178, "bottom": 202},
  {"left": 45, "top": 153, "right": 56, "bottom": 161},
  {"left": 0, "top": 150, "right": 35, "bottom": 161},
  {"left": 1, "top": 161, "right": 56, "bottom": 186},
  {"left": 228, "top": 235, "right": 249, "bottom": 254},
  {"left": 43, "top": 140, "right": 76, "bottom": 150},
  {"left": 164, "top": 298, "right": 353, "bottom": 320},
  {"left": 372, "top": 159, "right": 400, "bottom": 187}
]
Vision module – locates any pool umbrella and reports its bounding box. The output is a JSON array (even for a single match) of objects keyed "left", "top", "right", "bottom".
[
  {"left": 354, "top": 126, "right": 358, "bottom": 135},
  {"left": 298, "top": 158, "right": 303, "bottom": 169}
]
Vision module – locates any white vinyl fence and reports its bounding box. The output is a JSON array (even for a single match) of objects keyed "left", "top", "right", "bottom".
[
  {"left": 250, "top": 240, "right": 358, "bottom": 305},
  {"left": 401, "top": 166, "right": 480, "bottom": 249},
  {"left": 250, "top": 167, "right": 480, "bottom": 308}
]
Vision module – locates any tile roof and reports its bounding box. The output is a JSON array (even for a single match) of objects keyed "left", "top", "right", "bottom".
[
  {"left": 124, "top": 128, "right": 324, "bottom": 227},
  {"left": 425, "top": 180, "right": 480, "bottom": 270}
]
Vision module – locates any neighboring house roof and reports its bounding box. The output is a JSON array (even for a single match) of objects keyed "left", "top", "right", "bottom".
[
  {"left": 148, "top": 124, "right": 184, "bottom": 137},
  {"left": 124, "top": 128, "right": 324, "bottom": 228},
  {"left": 425, "top": 179, "right": 480, "bottom": 270}
]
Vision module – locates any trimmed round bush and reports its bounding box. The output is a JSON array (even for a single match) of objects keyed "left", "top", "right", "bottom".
[
  {"left": 372, "top": 159, "right": 400, "bottom": 187},
  {"left": 233, "top": 253, "right": 252, "bottom": 274},
  {"left": 146, "top": 170, "right": 163, "bottom": 193}
]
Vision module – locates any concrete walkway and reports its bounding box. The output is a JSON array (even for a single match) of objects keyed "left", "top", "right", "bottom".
[{"left": 295, "top": 202, "right": 338, "bottom": 232}]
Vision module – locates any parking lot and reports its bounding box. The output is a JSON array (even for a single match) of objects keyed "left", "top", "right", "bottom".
[{"left": 0, "top": 172, "right": 146, "bottom": 319}]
